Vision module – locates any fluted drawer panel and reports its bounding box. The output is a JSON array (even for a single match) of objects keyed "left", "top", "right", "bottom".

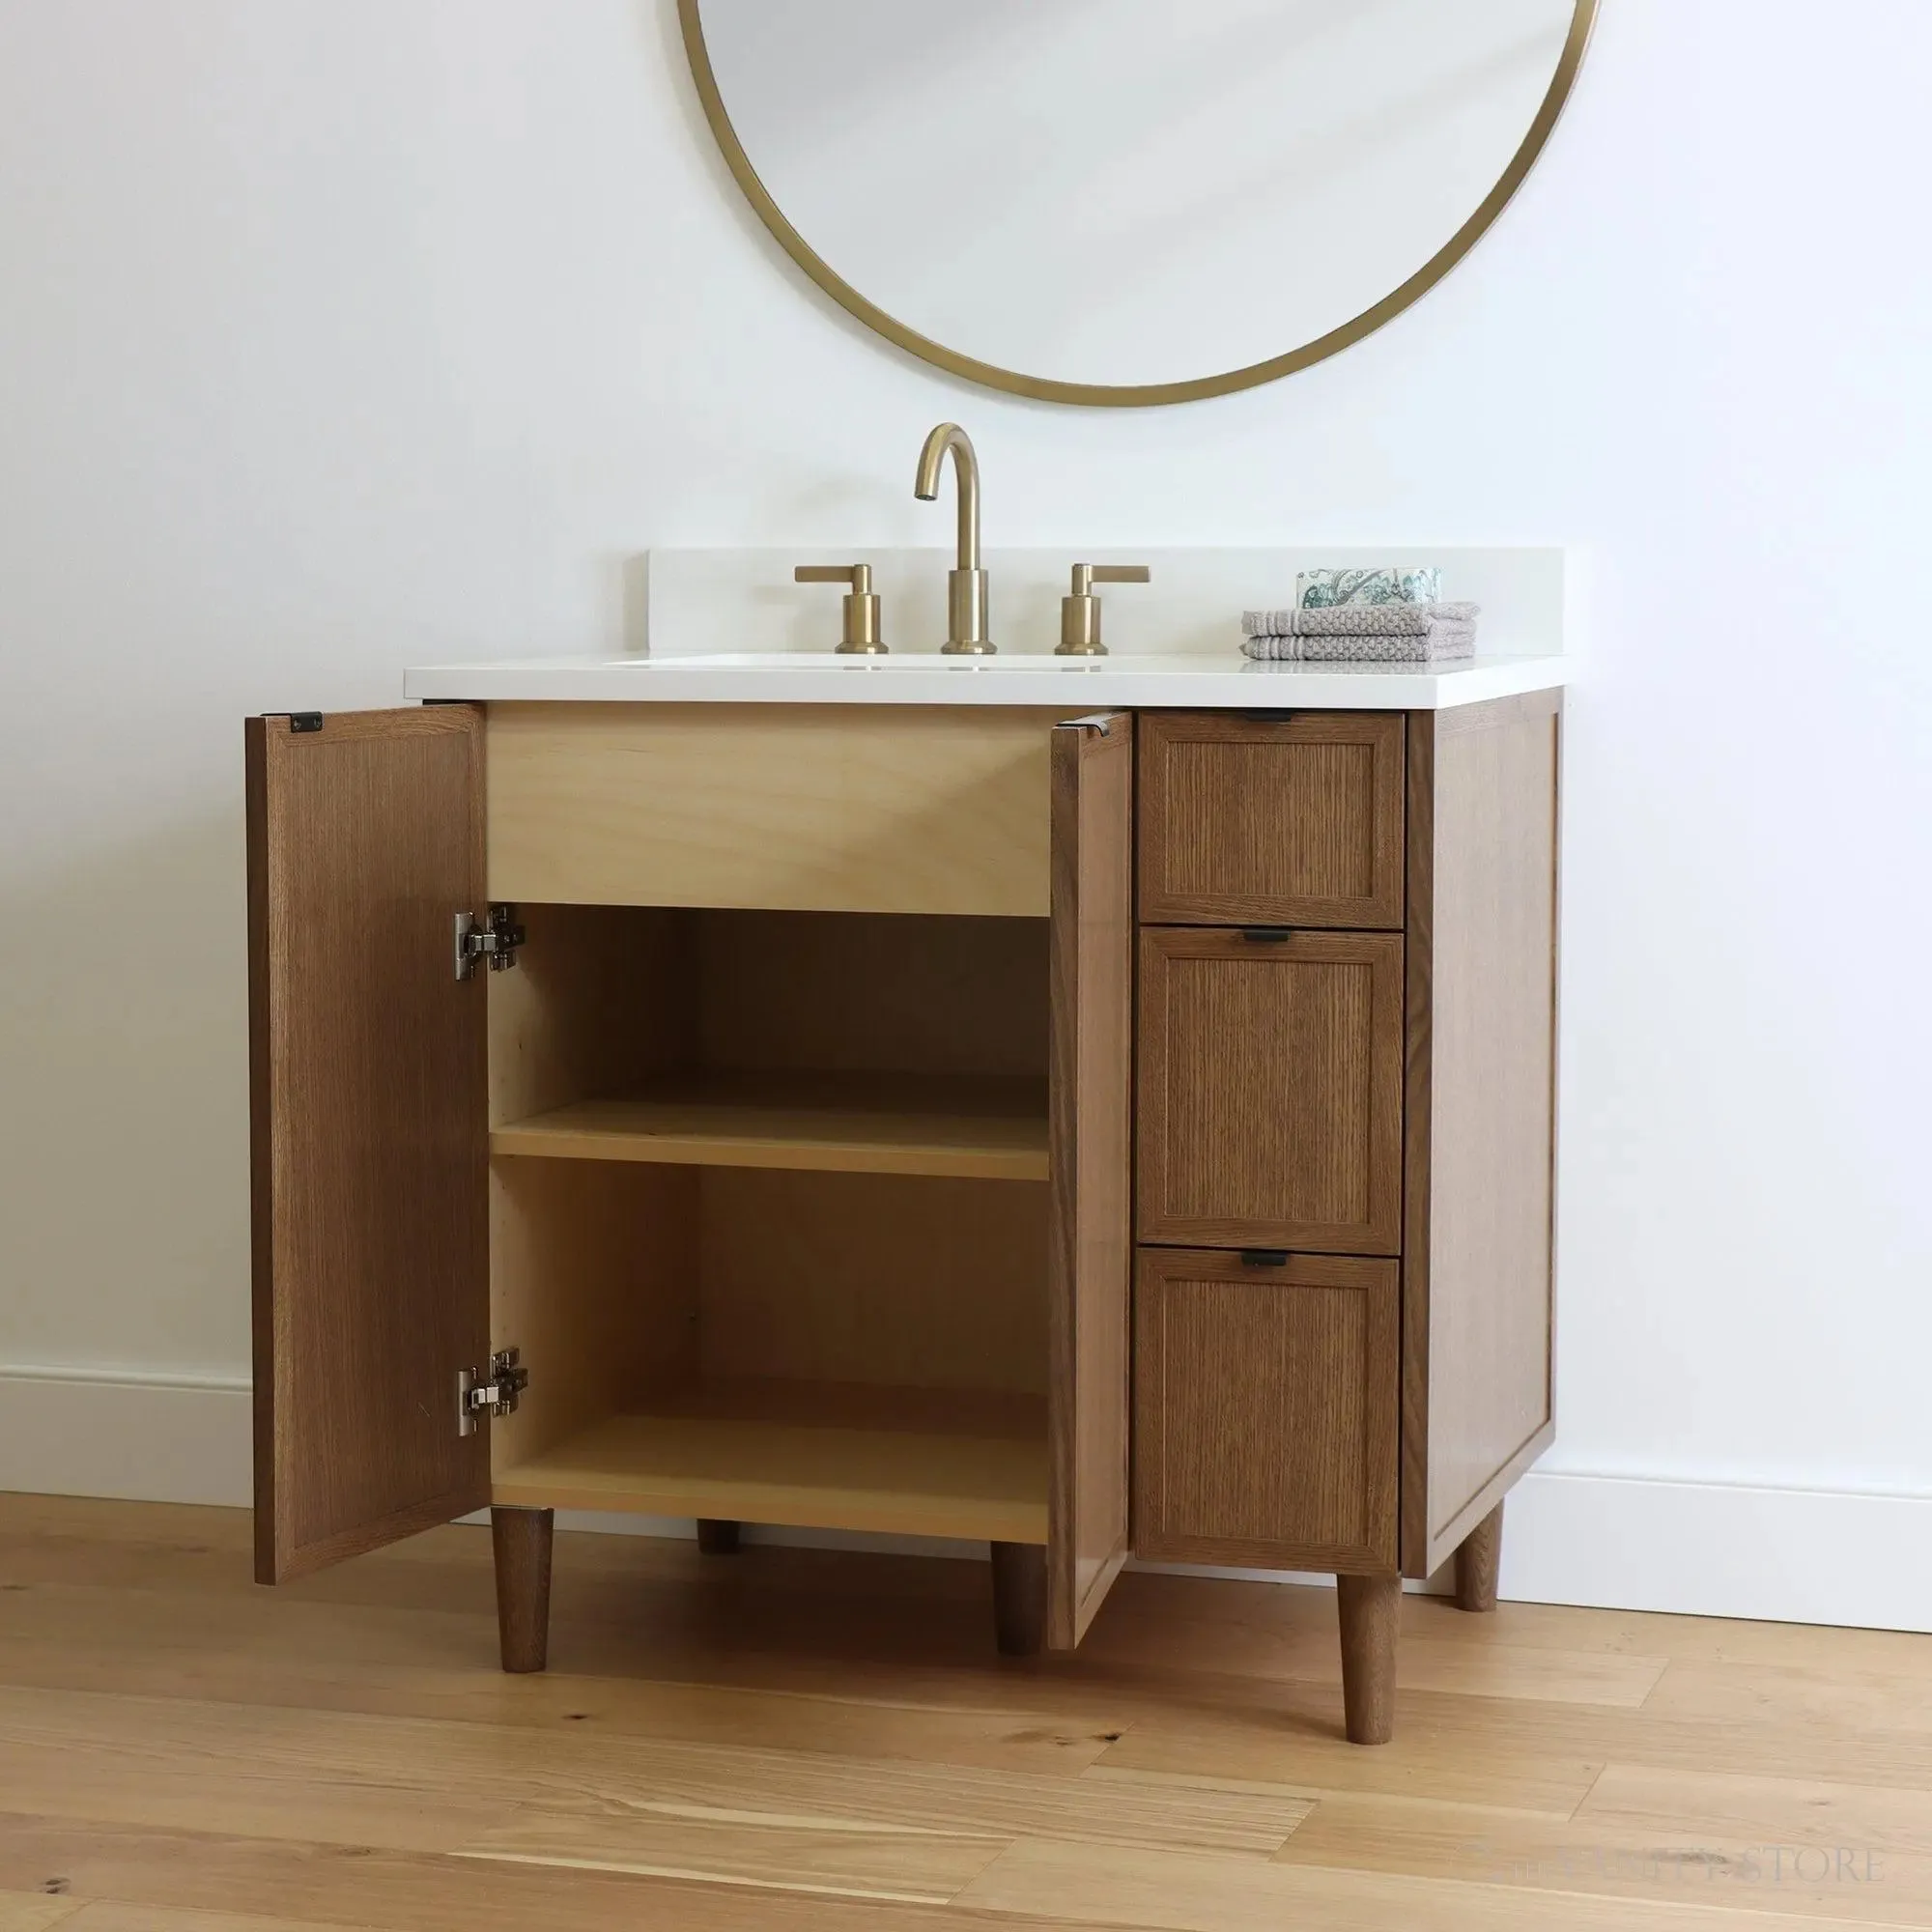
[
  {"left": 1132, "top": 1247, "right": 1399, "bottom": 1572},
  {"left": 1136, "top": 927, "right": 1403, "bottom": 1254},
  {"left": 1138, "top": 712, "right": 1406, "bottom": 928}
]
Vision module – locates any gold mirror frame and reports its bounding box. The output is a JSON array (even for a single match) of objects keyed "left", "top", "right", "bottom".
[{"left": 679, "top": 0, "right": 1598, "bottom": 408}]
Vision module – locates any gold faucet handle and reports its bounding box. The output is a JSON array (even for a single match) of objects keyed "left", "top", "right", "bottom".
[
  {"left": 794, "top": 563, "right": 886, "bottom": 654},
  {"left": 1060, "top": 562, "right": 1151, "bottom": 656}
]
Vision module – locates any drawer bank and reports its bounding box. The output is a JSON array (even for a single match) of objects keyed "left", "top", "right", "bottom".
[{"left": 245, "top": 678, "right": 1561, "bottom": 1746}]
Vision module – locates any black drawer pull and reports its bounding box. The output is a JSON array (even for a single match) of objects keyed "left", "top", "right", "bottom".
[
  {"left": 1239, "top": 927, "right": 1293, "bottom": 943},
  {"left": 1240, "top": 1249, "right": 1291, "bottom": 1267}
]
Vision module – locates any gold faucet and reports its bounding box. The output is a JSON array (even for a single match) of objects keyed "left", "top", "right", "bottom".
[{"left": 914, "top": 422, "right": 993, "bottom": 655}]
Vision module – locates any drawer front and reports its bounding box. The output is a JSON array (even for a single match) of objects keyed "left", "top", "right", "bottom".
[
  {"left": 1137, "top": 928, "right": 1404, "bottom": 1253},
  {"left": 1138, "top": 711, "right": 1405, "bottom": 927},
  {"left": 1133, "top": 1248, "right": 1398, "bottom": 1571}
]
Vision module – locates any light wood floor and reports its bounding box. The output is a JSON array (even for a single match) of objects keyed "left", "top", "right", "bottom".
[{"left": 1, "top": 1496, "right": 1929, "bottom": 1930}]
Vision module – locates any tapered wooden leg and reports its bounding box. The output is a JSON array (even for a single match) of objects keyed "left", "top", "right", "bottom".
[
  {"left": 696, "top": 1518, "right": 742, "bottom": 1555},
  {"left": 1454, "top": 1501, "right": 1504, "bottom": 1613},
  {"left": 989, "top": 1542, "right": 1046, "bottom": 1657},
  {"left": 1336, "top": 1574, "right": 1401, "bottom": 1745},
  {"left": 491, "top": 1505, "right": 554, "bottom": 1674}
]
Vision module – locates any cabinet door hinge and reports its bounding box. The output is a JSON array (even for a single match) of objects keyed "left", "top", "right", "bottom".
[
  {"left": 454, "top": 905, "right": 526, "bottom": 980},
  {"left": 457, "top": 1348, "right": 528, "bottom": 1435}
]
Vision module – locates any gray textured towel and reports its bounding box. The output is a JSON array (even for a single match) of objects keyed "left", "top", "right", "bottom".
[
  {"left": 1243, "top": 600, "right": 1481, "bottom": 639},
  {"left": 1241, "top": 623, "right": 1478, "bottom": 664}
]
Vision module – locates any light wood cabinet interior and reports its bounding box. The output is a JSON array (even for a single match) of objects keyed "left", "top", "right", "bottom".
[{"left": 486, "top": 904, "right": 1053, "bottom": 1544}]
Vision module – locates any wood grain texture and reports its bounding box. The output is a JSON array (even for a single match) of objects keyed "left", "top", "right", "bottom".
[
  {"left": 57, "top": 1910, "right": 381, "bottom": 1932},
  {"left": 1133, "top": 1251, "right": 1399, "bottom": 1573},
  {"left": 489, "top": 905, "right": 1051, "bottom": 1452},
  {"left": 490, "top": 1507, "right": 553, "bottom": 1674},
  {"left": 696, "top": 910, "right": 1048, "bottom": 1081},
  {"left": 486, "top": 901, "right": 701, "bottom": 1470},
  {"left": 1138, "top": 711, "right": 1405, "bottom": 928},
  {"left": 1137, "top": 928, "right": 1404, "bottom": 1255},
  {"left": 488, "top": 1157, "right": 699, "bottom": 1475},
  {"left": 0, "top": 1895, "right": 79, "bottom": 1931},
  {"left": 245, "top": 706, "right": 489, "bottom": 1585},
  {"left": 1401, "top": 693, "right": 1561, "bottom": 1577},
  {"left": 697, "top": 1168, "right": 1048, "bottom": 1398},
  {"left": 1454, "top": 1502, "right": 1504, "bottom": 1613},
  {"left": 8, "top": 1495, "right": 1932, "bottom": 1929},
  {"left": 485, "top": 702, "right": 1063, "bottom": 916},
  {"left": 456, "top": 1810, "right": 1009, "bottom": 1906},
  {"left": 492, "top": 1072, "right": 1048, "bottom": 1181},
  {"left": 490, "top": 1382, "right": 1049, "bottom": 1543},
  {"left": 1336, "top": 1575, "right": 1402, "bottom": 1747},
  {"left": 486, "top": 902, "right": 696, "bottom": 1129},
  {"left": 1045, "top": 715, "right": 1135, "bottom": 1651}
]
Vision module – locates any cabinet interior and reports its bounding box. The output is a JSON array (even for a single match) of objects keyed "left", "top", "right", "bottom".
[{"left": 486, "top": 904, "right": 1052, "bottom": 1543}]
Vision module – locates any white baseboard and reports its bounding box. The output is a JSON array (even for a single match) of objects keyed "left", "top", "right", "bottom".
[
  {"left": 6, "top": 1370, "right": 1928, "bottom": 1634},
  {"left": 0, "top": 1364, "right": 253, "bottom": 1508},
  {"left": 1500, "top": 1466, "right": 1932, "bottom": 1633}
]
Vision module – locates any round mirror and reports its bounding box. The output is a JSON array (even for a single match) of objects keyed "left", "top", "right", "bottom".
[{"left": 681, "top": 0, "right": 1596, "bottom": 407}]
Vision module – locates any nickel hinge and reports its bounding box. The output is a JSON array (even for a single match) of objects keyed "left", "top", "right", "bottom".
[
  {"left": 454, "top": 905, "right": 526, "bottom": 980},
  {"left": 457, "top": 1348, "right": 528, "bottom": 1435}
]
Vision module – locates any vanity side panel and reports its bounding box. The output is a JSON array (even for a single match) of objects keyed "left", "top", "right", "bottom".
[
  {"left": 1402, "top": 692, "right": 1560, "bottom": 1577},
  {"left": 486, "top": 702, "right": 1062, "bottom": 917}
]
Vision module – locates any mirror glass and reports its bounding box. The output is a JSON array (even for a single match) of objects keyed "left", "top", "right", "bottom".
[{"left": 685, "top": 0, "right": 1592, "bottom": 404}]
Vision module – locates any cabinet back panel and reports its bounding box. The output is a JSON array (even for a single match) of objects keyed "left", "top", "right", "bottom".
[
  {"left": 698, "top": 1168, "right": 1049, "bottom": 1397},
  {"left": 487, "top": 702, "right": 1060, "bottom": 916},
  {"left": 488, "top": 904, "right": 697, "bottom": 1125},
  {"left": 489, "top": 906, "right": 1049, "bottom": 1095},
  {"left": 699, "top": 912, "right": 1047, "bottom": 1079}
]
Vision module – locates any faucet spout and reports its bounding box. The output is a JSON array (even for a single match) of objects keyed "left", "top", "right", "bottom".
[
  {"left": 915, "top": 422, "right": 980, "bottom": 571},
  {"left": 914, "top": 422, "right": 993, "bottom": 653}
]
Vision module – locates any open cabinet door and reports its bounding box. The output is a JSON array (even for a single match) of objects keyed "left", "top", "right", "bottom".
[
  {"left": 1045, "top": 712, "right": 1135, "bottom": 1649},
  {"left": 246, "top": 707, "right": 491, "bottom": 1583}
]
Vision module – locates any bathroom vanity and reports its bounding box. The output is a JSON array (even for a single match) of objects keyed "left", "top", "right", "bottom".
[{"left": 246, "top": 649, "right": 1562, "bottom": 1746}]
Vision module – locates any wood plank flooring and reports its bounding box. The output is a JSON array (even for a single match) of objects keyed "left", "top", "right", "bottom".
[{"left": 1, "top": 1495, "right": 1928, "bottom": 1928}]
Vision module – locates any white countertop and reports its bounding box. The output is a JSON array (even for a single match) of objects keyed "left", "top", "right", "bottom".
[{"left": 403, "top": 651, "right": 1568, "bottom": 711}]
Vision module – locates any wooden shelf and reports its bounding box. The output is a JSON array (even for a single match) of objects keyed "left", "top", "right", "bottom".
[
  {"left": 492, "top": 1380, "right": 1048, "bottom": 1544},
  {"left": 491, "top": 1071, "right": 1048, "bottom": 1182}
]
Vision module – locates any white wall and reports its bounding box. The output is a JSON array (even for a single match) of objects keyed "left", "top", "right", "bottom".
[{"left": 3, "top": 1, "right": 1929, "bottom": 1626}]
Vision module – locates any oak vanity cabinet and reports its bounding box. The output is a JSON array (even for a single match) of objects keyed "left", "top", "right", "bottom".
[
  {"left": 246, "top": 693, "right": 1559, "bottom": 1747},
  {"left": 247, "top": 702, "right": 1132, "bottom": 1659},
  {"left": 1128, "top": 704, "right": 1560, "bottom": 1743}
]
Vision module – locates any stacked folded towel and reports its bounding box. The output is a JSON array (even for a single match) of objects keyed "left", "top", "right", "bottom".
[{"left": 1241, "top": 599, "right": 1481, "bottom": 663}]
